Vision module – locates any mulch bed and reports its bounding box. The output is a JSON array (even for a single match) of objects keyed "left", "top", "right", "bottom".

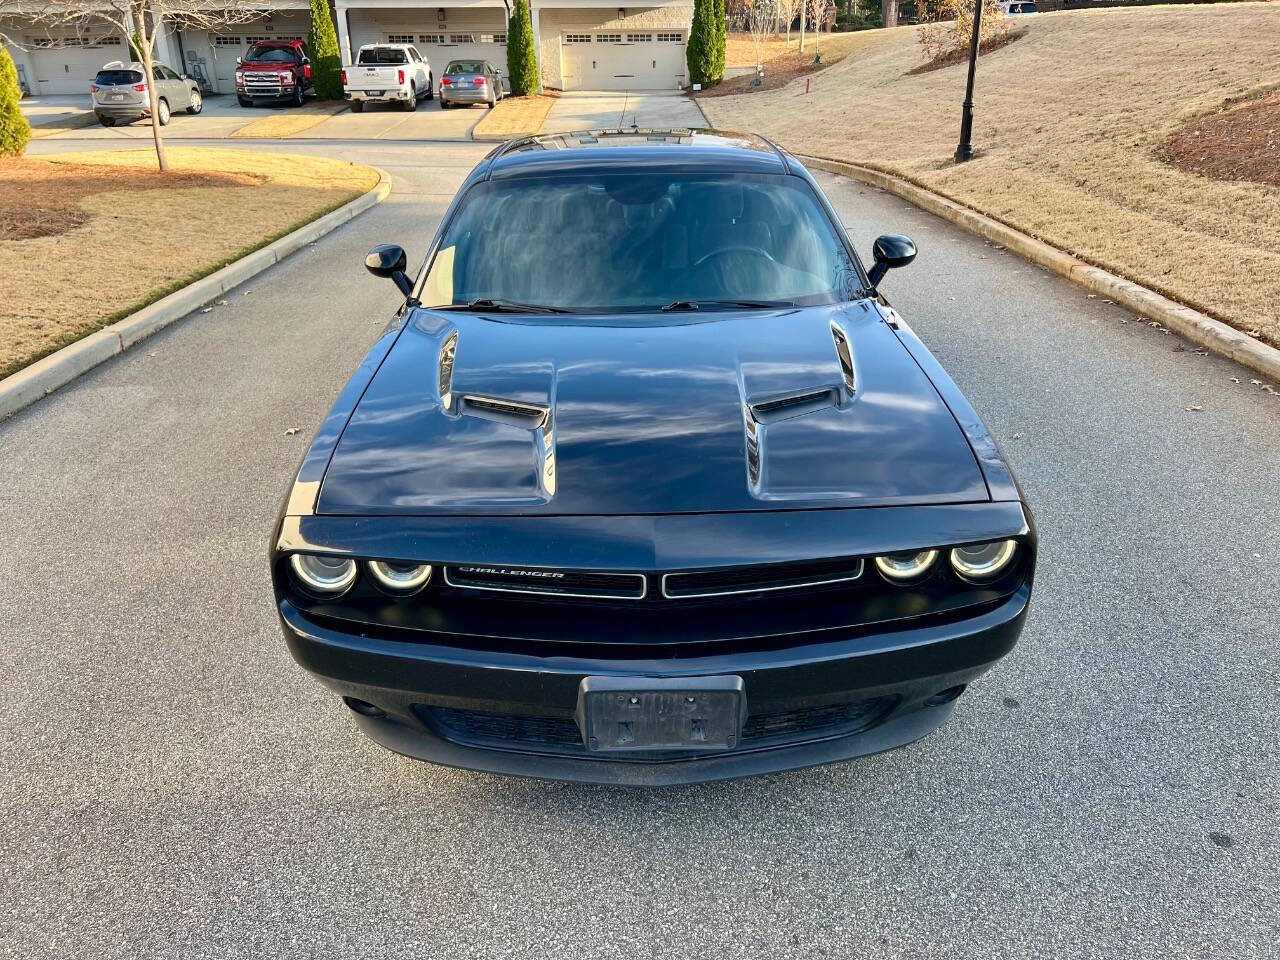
[
  {"left": 905, "top": 28, "right": 1026, "bottom": 76},
  {"left": 1156, "top": 89, "right": 1280, "bottom": 188},
  {"left": 694, "top": 43, "right": 843, "bottom": 98},
  {"left": 0, "top": 160, "right": 258, "bottom": 241}
]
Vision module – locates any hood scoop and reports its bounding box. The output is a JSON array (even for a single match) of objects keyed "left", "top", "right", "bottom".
[
  {"left": 316, "top": 303, "right": 989, "bottom": 516},
  {"left": 748, "top": 386, "right": 840, "bottom": 424}
]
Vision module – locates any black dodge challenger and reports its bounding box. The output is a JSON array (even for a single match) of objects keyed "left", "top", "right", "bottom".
[{"left": 271, "top": 130, "right": 1036, "bottom": 785}]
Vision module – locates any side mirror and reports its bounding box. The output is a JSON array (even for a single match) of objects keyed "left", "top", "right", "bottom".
[
  {"left": 365, "top": 243, "right": 415, "bottom": 298},
  {"left": 235, "top": 56, "right": 242, "bottom": 64},
  {"left": 867, "top": 234, "right": 917, "bottom": 290}
]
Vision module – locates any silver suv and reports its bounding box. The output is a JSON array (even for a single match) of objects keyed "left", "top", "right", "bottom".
[{"left": 91, "top": 61, "right": 203, "bottom": 127}]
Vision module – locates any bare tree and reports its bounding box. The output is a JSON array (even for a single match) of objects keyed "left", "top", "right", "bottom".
[
  {"left": 2, "top": 1, "right": 258, "bottom": 171},
  {"left": 774, "top": 0, "right": 800, "bottom": 45},
  {"left": 744, "top": 0, "right": 776, "bottom": 73},
  {"left": 798, "top": 0, "right": 805, "bottom": 53}
]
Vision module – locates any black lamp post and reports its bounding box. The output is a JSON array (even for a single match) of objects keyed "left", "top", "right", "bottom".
[{"left": 953, "top": 0, "right": 984, "bottom": 163}]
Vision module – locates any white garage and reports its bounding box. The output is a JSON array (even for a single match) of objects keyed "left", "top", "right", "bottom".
[
  {"left": 559, "top": 30, "right": 684, "bottom": 91},
  {"left": 23, "top": 29, "right": 125, "bottom": 95},
  {"left": 333, "top": 0, "right": 692, "bottom": 93},
  {"left": 340, "top": 4, "right": 510, "bottom": 91}
]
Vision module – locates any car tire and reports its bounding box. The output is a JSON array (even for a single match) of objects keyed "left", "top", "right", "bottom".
[
  {"left": 156, "top": 98, "right": 171, "bottom": 126},
  {"left": 350, "top": 100, "right": 364, "bottom": 113},
  {"left": 97, "top": 114, "right": 115, "bottom": 127},
  {"left": 404, "top": 84, "right": 417, "bottom": 112},
  {"left": 487, "top": 94, "right": 496, "bottom": 109},
  {"left": 186, "top": 89, "right": 203, "bottom": 114},
  {"left": 292, "top": 85, "right": 304, "bottom": 108},
  {"left": 237, "top": 95, "right": 252, "bottom": 108},
  {"left": 426, "top": 75, "right": 434, "bottom": 101}
]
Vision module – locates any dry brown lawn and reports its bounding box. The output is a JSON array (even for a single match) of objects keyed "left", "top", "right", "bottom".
[
  {"left": 703, "top": 4, "right": 1280, "bottom": 345},
  {"left": 0, "top": 149, "right": 378, "bottom": 378},
  {"left": 473, "top": 95, "right": 558, "bottom": 139}
]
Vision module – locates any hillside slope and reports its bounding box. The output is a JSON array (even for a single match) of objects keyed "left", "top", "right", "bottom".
[{"left": 702, "top": 4, "right": 1280, "bottom": 344}]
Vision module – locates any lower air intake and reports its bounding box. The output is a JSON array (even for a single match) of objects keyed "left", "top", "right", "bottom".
[{"left": 419, "top": 696, "right": 896, "bottom": 757}]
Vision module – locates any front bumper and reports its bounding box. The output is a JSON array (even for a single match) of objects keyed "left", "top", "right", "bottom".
[
  {"left": 237, "top": 83, "right": 298, "bottom": 101},
  {"left": 279, "top": 584, "right": 1030, "bottom": 785}
]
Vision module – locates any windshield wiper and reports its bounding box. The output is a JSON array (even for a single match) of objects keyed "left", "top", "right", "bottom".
[
  {"left": 434, "top": 298, "right": 570, "bottom": 315},
  {"left": 660, "top": 299, "right": 796, "bottom": 312}
]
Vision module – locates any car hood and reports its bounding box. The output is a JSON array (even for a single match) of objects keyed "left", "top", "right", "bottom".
[{"left": 316, "top": 301, "right": 988, "bottom": 516}]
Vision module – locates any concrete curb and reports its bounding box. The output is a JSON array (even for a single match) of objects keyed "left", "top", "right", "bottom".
[
  {"left": 801, "top": 155, "right": 1280, "bottom": 383},
  {"left": 0, "top": 168, "right": 393, "bottom": 422}
]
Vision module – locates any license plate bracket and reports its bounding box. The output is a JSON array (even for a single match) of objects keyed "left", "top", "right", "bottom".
[{"left": 576, "top": 675, "right": 746, "bottom": 752}]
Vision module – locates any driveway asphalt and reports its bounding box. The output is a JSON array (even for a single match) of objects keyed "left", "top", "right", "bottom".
[
  {"left": 36, "top": 94, "right": 483, "bottom": 143},
  {"left": 47, "top": 94, "right": 288, "bottom": 140},
  {"left": 5, "top": 138, "right": 1279, "bottom": 959},
  {"left": 295, "top": 96, "right": 483, "bottom": 141},
  {"left": 541, "top": 91, "right": 707, "bottom": 132},
  {"left": 18, "top": 94, "right": 93, "bottom": 127}
]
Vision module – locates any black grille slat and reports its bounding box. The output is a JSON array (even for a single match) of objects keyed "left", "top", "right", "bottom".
[{"left": 663, "top": 557, "right": 865, "bottom": 599}]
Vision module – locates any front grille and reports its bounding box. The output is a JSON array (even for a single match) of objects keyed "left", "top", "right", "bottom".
[
  {"left": 439, "top": 557, "right": 867, "bottom": 603},
  {"left": 443, "top": 565, "right": 647, "bottom": 600},
  {"left": 243, "top": 71, "right": 288, "bottom": 92},
  {"left": 662, "top": 557, "right": 865, "bottom": 599},
  {"left": 420, "top": 696, "right": 895, "bottom": 757}
]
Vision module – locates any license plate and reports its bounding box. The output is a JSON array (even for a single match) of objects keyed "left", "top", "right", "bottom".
[
  {"left": 110, "top": 94, "right": 123, "bottom": 101},
  {"left": 365, "top": 89, "right": 384, "bottom": 96},
  {"left": 576, "top": 675, "right": 746, "bottom": 752}
]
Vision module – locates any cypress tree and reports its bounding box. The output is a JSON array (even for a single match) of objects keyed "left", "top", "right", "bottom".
[
  {"left": 0, "top": 47, "right": 30, "bottom": 158},
  {"left": 686, "top": 0, "right": 718, "bottom": 87},
  {"left": 507, "top": 0, "right": 540, "bottom": 96},
  {"left": 306, "top": 0, "right": 343, "bottom": 100},
  {"left": 712, "top": 0, "right": 726, "bottom": 82}
]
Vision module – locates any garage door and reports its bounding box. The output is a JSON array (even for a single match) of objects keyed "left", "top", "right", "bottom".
[
  {"left": 395, "top": 33, "right": 508, "bottom": 92},
  {"left": 561, "top": 31, "right": 685, "bottom": 92},
  {"left": 28, "top": 31, "right": 125, "bottom": 95}
]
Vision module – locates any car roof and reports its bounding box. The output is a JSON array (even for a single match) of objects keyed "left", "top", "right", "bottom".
[{"left": 483, "top": 129, "right": 791, "bottom": 179}]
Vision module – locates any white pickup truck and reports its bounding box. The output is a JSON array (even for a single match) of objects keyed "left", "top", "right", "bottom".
[{"left": 341, "top": 43, "right": 432, "bottom": 112}]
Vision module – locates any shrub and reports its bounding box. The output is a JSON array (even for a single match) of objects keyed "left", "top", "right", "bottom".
[
  {"left": 687, "top": 0, "right": 721, "bottom": 87},
  {"left": 917, "top": 0, "right": 1008, "bottom": 62},
  {"left": 0, "top": 47, "right": 30, "bottom": 158},
  {"left": 306, "top": 0, "right": 343, "bottom": 100},
  {"left": 507, "top": 0, "right": 540, "bottom": 95}
]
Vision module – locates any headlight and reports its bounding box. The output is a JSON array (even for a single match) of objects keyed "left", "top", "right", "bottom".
[
  {"left": 950, "top": 540, "right": 1018, "bottom": 582},
  {"left": 874, "top": 549, "right": 939, "bottom": 583},
  {"left": 289, "top": 553, "right": 358, "bottom": 595},
  {"left": 367, "top": 560, "right": 433, "bottom": 594}
]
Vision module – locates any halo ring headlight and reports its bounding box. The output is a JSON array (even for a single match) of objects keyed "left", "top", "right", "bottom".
[
  {"left": 290, "top": 553, "right": 358, "bottom": 596},
  {"left": 950, "top": 540, "right": 1018, "bottom": 582},
  {"left": 367, "top": 560, "right": 433, "bottom": 594},
  {"left": 874, "top": 549, "right": 939, "bottom": 583}
]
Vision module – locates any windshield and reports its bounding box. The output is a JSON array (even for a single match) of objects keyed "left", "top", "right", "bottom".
[
  {"left": 358, "top": 47, "right": 408, "bottom": 64},
  {"left": 446, "top": 61, "right": 485, "bottom": 74},
  {"left": 418, "top": 172, "right": 862, "bottom": 314},
  {"left": 244, "top": 45, "right": 298, "bottom": 62}
]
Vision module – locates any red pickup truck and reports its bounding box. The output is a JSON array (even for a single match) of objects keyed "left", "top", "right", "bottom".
[{"left": 235, "top": 40, "right": 314, "bottom": 107}]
